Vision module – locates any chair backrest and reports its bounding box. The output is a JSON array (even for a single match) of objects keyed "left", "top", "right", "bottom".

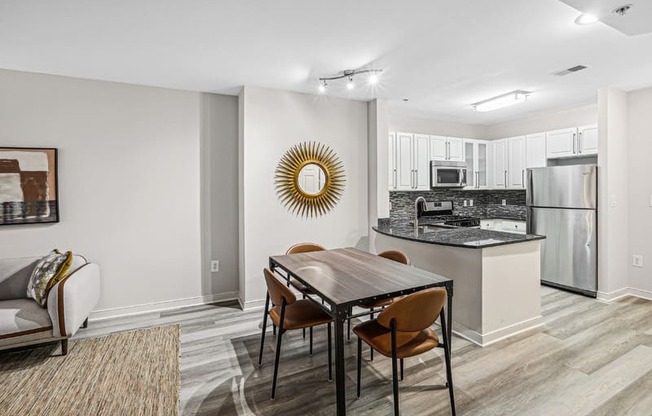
[
  {"left": 286, "top": 242, "right": 326, "bottom": 255},
  {"left": 263, "top": 268, "right": 297, "bottom": 306},
  {"left": 376, "top": 288, "right": 447, "bottom": 332},
  {"left": 378, "top": 250, "right": 410, "bottom": 266}
]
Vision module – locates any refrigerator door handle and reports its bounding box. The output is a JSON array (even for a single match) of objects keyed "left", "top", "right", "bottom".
[
  {"left": 573, "top": 133, "right": 577, "bottom": 154},
  {"left": 578, "top": 132, "right": 583, "bottom": 154}
]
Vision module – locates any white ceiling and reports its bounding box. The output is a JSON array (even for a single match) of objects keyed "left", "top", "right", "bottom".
[{"left": 1, "top": 0, "right": 651, "bottom": 125}]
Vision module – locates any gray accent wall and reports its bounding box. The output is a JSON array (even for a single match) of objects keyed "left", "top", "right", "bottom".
[{"left": 389, "top": 190, "right": 526, "bottom": 223}]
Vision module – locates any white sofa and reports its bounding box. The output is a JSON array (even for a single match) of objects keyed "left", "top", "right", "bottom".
[{"left": 0, "top": 254, "right": 100, "bottom": 355}]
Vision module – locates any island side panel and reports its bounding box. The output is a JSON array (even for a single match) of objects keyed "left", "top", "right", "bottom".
[
  {"left": 481, "top": 240, "right": 544, "bottom": 344},
  {"left": 373, "top": 231, "right": 484, "bottom": 337}
]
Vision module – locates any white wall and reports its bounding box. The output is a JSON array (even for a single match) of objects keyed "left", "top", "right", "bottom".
[
  {"left": 368, "top": 99, "right": 389, "bottom": 253},
  {"left": 0, "top": 69, "right": 239, "bottom": 317},
  {"left": 597, "top": 88, "right": 629, "bottom": 297},
  {"left": 485, "top": 104, "right": 597, "bottom": 139},
  {"left": 239, "top": 87, "right": 368, "bottom": 307},
  {"left": 388, "top": 114, "right": 486, "bottom": 139},
  {"left": 200, "top": 93, "right": 239, "bottom": 298},
  {"left": 627, "top": 87, "right": 652, "bottom": 297}
]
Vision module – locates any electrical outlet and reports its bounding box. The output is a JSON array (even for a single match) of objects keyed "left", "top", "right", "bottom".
[
  {"left": 469, "top": 199, "right": 474, "bottom": 207},
  {"left": 502, "top": 199, "right": 507, "bottom": 206},
  {"left": 211, "top": 260, "right": 220, "bottom": 272},
  {"left": 633, "top": 255, "right": 643, "bottom": 268},
  {"left": 463, "top": 200, "right": 468, "bottom": 207}
]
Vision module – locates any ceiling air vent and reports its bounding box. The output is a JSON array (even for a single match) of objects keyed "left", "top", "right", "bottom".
[{"left": 553, "top": 65, "right": 589, "bottom": 76}]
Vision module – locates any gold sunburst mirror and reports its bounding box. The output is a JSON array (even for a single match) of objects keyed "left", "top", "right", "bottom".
[{"left": 275, "top": 141, "right": 346, "bottom": 218}]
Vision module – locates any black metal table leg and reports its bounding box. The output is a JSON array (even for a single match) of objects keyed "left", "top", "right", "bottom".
[
  {"left": 447, "top": 288, "right": 453, "bottom": 360},
  {"left": 334, "top": 307, "right": 347, "bottom": 415}
]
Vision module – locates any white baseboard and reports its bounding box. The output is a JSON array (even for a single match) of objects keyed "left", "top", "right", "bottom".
[
  {"left": 238, "top": 297, "right": 266, "bottom": 311},
  {"left": 453, "top": 315, "right": 544, "bottom": 348},
  {"left": 627, "top": 287, "right": 652, "bottom": 301},
  {"left": 597, "top": 287, "right": 652, "bottom": 302},
  {"left": 597, "top": 287, "right": 631, "bottom": 301},
  {"left": 89, "top": 291, "right": 239, "bottom": 321}
]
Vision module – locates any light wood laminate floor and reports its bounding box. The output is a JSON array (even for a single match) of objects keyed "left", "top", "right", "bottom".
[{"left": 74, "top": 287, "right": 652, "bottom": 415}]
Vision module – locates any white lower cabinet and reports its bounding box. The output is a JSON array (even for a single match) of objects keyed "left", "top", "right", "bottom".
[{"left": 480, "top": 219, "right": 526, "bottom": 234}]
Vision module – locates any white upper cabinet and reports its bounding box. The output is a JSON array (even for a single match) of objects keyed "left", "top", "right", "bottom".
[
  {"left": 430, "top": 136, "right": 447, "bottom": 160},
  {"left": 508, "top": 136, "right": 526, "bottom": 189},
  {"left": 464, "top": 139, "right": 489, "bottom": 189},
  {"left": 395, "top": 132, "right": 414, "bottom": 190},
  {"left": 578, "top": 125, "right": 598, "bottom": 155},
  {"left": 430, "top": 136, "right": 464, "bottom": 162},
  {"left": 546, "top": 128, "right": 576, "bottom": 158},
  {"left": 389, "top": 132, "right": 430, "bottom": 191},
  {"left": 525, "top": 132, "right": 547, "bottom": 168},
  {"left": 546, "top": 125, "right": 598, "bottom": 159},
  {"left": 414, "top": 134, "right": 431, "bottom": 189},
  {"left": 447, "top": 137, "right": 465, "bottom": 162},
  {"left": 492, "top": 139, "right": 508, "bottom": 188},
  {"left": 388, "top": 132, "right": 396, "bottom": 190}
]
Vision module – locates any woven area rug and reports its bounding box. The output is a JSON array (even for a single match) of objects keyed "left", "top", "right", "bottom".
[{"left": 0, "top": 325, "right": 180, "bottom": 416}]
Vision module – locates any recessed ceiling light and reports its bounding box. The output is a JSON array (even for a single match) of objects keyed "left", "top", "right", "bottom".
[{"left": 575, "top": 13, "right": 599, "bottom": 25}]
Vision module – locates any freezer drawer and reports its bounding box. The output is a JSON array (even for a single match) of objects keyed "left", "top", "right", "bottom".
[{"left": 527, "top": 207, "right": 597, "bottom": 295}]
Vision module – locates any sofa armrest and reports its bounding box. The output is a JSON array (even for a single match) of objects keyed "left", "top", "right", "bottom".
[{"left": 47, "top": 263, "right": 101, "bottom": 338}]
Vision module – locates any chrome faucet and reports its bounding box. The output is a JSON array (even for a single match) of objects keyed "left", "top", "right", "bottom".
[{"left": 414, "top": 196, "right": 426, "bottom": 233}]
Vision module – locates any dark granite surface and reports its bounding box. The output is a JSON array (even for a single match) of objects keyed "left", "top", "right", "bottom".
[{"left": 373, "top": 221, "right": 544, "bottom": 249}]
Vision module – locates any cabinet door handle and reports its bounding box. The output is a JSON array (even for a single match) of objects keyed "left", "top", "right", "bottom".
[
  {"left": 393, "top": 169, "right": 397, "bottom": 189},
  {"left": 522, "top": 169, "right": 525, "bottom": 188},
  {"left": 504, "top": 170, "right": 508, "bottom": 188},
  {"left": 573, "top": 133, "right": 577, "bottom": 154},
  {"left": 476, "top": 171, "right": 479, "bottom": 188},
  {"left": 578, "top": 132, "right": 583, "bottom": 154},
  {"left": 446, "top": 142, "right": 450, "bottom": 160},
  {"left": 415, "top": 169, "right": 418, "bottom": 188}
]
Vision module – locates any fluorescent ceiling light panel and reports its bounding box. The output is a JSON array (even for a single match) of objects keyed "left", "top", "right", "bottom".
[{"left": 472, "top": 90, "right": 530, "bottom": 112}]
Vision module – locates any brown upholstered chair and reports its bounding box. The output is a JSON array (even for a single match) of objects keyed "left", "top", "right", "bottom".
[
  {"left": 258, "top": 268, "right": 333, "bottom": 399},
  {"left": 285, "top": 242, "right": 326, "bottom": 294},
  {"left": 353, "top": 288, "right": 455, "bottom": 416},
  {"left": 348, "top": 250, "right": 411, "bottom": 350}
]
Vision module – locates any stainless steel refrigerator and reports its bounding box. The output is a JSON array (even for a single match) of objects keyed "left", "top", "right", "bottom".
[{"left": 526, "top": 164, "right": 598, "bottom": 297}]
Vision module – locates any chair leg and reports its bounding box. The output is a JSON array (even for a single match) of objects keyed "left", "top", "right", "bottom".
[
  {"left": 356, "top": 337, "right": 362, "bottom": 398},
  {"left": 258, "top": 293, "right": 270, "bottom": 367},
  {"left": 303, "top": 294, "right": 307, "bottom": 339},
  {"left": 390, "top": 321, "right": 400, "bottom": 416},
  {"left": 273, "top": 323, "right": 276, "bottom": 335},
  {"left": 327, "top": 322, "right": 333, "bottom": 382},
  {"left": 61, "top": 339, "right": 68, "bottom": 355},
  {"left": 309, "top": 326, "right": 313, "bottom": 356},
  {"left": 271, "top": 300, "right": 287, "bottom": 400},
  {"left": 347, "top": 307, "right": 352, "bottom": 341},
  {"left": 400, "top": 358, "right": 404, "bottom": 381},
  {"left": 370, "top": 310, "right": 375, "bottom": 361},
  {"left": 440, "top": 309, "right": 456, "bottom": 416}
]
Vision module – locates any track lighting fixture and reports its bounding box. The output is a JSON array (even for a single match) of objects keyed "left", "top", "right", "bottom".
[{"left": 318, "top": 68, "right": 383, "bottom": 92}]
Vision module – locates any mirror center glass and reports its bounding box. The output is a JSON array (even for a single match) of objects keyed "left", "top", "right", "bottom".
[{"left": 297, "top": 163, "right": 326, "bottom": 195}]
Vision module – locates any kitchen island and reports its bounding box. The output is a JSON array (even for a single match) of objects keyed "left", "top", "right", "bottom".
[{"left": 372, "top": 221, "right": 545, "bottom": 346}]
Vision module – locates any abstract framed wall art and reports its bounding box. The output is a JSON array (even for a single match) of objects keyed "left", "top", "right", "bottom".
[{"left": 0, "top": 147, "right": 59, "bottom": 225}]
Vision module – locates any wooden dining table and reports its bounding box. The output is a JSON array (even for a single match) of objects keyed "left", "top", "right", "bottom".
[{"left": 269, "top": 247, "right": 454, "bottom": 416}]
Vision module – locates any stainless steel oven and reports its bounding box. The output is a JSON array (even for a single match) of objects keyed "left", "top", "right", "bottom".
[{"left": 430, "top": 161, "right": 467, "bottom": 188}]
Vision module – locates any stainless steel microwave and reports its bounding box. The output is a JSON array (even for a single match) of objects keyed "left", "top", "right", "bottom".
[{"left": 430, "top": 161, "right": 467, "bottom": 188}]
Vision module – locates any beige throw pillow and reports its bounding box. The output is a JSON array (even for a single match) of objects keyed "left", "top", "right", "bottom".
[{"left": 26, "top": 249, "right": 73, "bottom": 307}]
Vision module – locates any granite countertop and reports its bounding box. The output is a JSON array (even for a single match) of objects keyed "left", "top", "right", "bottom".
[{"left": 373, "top": 222, "right": 545, "bottom": 249}]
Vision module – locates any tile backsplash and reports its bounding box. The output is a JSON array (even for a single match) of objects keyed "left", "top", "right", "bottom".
[{"left": 389, "top": 189, "right": 527, "bottom": 223}]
